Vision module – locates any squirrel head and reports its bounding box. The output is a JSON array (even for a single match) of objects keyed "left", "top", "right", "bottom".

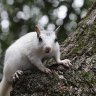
[{"left": 35, "top": 25, "right": 60, "bottom": 54}]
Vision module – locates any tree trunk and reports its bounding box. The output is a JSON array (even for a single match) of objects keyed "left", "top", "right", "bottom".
[{"left": 11, "top": 2, "right": 96, "bottom": 96}]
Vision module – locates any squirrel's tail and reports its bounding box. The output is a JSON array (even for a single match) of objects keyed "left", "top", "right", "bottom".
[{"left": 0, "top": 77, "right": 12, "bottom": 96}]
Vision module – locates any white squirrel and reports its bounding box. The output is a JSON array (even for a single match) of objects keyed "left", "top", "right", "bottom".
[{"left": 0, "top": 26, "right": 71, "bottom": 96}]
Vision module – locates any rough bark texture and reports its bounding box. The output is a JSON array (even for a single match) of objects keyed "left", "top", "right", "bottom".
[{"left": 11, "top": 2, "right": 96, "bottom": 96}]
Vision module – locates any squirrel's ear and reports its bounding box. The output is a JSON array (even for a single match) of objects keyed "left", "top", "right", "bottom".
[
  {"left": 55, "top": 26, "right": 60, "bottom": 35},
  {"left": 35, "top": 25, "right": 40, "bottom": 37}
]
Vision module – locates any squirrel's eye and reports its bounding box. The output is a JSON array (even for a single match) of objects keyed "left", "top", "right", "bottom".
[
  {"left": 54, "top": 38, "right": 58, "bottom": 42},
  {"left": 38, "top": 37, "right": 42, "bottom": 42}
]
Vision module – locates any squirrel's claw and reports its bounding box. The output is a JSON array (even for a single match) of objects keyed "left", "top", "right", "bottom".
[
  {"left": 44, "top": 68, "right": 52, "bottom": 74},
  {"left": 13, "top": 70, "right": 23, "bottom": 81},
  {"left": 60, "top": 59, "right": 72, "bottom": 68}
]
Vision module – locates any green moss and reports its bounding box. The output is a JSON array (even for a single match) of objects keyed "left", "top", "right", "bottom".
[
  {"left": 71, "top": 41, "right": 85, "bottom": 54},
  {"left": 92, "top": 46, "right": 96, "bottom": 54}
]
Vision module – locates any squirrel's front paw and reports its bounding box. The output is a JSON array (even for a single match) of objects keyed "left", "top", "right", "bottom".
[
  {"left": 44, "top": 68, "right": 52, "bottom": 74},
  {"left": 13, "top": 70, "right": 23, "bottom": 82},
  {"left": 61, "top": 59, "right": 72, "bottom": 68}
]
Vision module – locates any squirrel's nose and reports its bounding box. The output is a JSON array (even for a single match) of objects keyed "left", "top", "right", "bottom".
[{"left": 45, "top": 47, "right": 51, "bottom": 53}]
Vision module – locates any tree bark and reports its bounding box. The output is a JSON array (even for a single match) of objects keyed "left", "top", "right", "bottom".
[{"left": 11, "top": 2, "right": 96, "bottom": 96}]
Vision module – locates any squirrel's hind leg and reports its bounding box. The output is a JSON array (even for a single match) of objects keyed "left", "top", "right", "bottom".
[{"left": 0, "top": 77, "right": 12, "bottom": 96}]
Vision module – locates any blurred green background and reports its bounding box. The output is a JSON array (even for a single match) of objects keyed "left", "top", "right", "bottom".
[{"left": 0, "top": 0, "right": 93, "bottom": 74}]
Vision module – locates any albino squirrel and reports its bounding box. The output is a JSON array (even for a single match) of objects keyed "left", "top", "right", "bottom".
[{"left": 0, "top": 26, "right": 71, "bottom": 96}]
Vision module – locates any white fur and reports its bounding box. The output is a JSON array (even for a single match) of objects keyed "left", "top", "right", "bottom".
[{"left": 0, "top": 30, "right": 71, "bottom": 96}]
